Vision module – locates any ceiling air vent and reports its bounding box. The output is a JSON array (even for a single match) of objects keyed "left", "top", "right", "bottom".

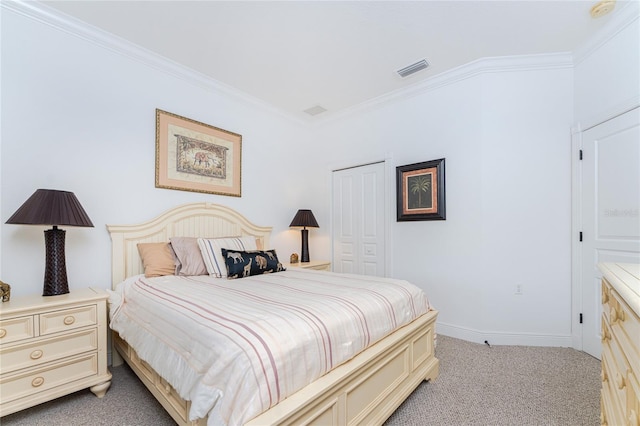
[
  {"left": 397, "top": 59, "right": 429, "bottom": 78},
  {"left": 304, "top": 105, "right": 327, "bottom": 116}
]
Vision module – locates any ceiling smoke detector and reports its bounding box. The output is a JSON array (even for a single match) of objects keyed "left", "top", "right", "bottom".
[
  {"left": 303, "top": 105, "right": 327, "bottom": 116},
  {"left": 590, "top": 0, "right": 616, "bottom": 18},
  {"left": 397, "top": 59, "right": 429, "bottom": 78}
]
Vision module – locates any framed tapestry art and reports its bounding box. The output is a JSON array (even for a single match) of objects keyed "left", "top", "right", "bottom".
[
  {"left": 155, "top": 109, "right": 242, "bottom": 197},
  {"left": 397, "top": 158, "right": 446, "bottom": 221}
]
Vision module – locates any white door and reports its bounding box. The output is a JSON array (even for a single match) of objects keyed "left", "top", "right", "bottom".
[
  {"left": 332, "top": 162, "right": 386, "bottom": 276},
  {"left": 580, "top": 107, "right": 640, "bottom": 359}
]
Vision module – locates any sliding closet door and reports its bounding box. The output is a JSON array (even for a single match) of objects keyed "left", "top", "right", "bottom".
[{"left": 332, "top": 162, "right": 386, "bottom": 276}]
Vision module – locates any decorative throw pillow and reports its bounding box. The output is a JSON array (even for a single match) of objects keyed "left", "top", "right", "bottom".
[
  {"left": 222, "top": 249, "right": 285, "bottom": 279},
  {"left": 197, "top": 236, "right": 258, "bottom": 278},
  {"left": 137, "top": 242, "right": 176, "bottom": 278},
  {"left": 170, "top": 237, "right": 208, "bottom": 276}
]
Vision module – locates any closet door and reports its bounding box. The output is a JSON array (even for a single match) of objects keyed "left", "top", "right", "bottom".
[{"left": 332, "top": 162, "right": 386, "bottom": 276}]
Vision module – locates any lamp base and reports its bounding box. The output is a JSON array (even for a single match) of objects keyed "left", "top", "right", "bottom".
[
  {"left": 43, "top": 227, "right": 69, "bottom": 296},
  {"left": 300, "top": 228, "right": 310, "bottom": 263}
]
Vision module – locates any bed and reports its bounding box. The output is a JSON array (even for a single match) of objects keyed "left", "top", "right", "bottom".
[{"left": 107, "top": 202, "right": 439, "bottom": 425}]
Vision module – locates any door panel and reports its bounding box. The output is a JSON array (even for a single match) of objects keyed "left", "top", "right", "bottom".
[
  {"left": 581, "top": 107, "right": 640, "bottom": 359},
  {"left": 361, "top": 168, "right": 384, "bottom": 276},
  {"left": 332, "top": 162, "right": 386, "bottom": 276}
]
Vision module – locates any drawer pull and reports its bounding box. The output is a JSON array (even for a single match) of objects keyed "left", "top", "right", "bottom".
[
  {"left": 0, "top": 328, "right": 6, "bottom": 338},
  {"left": 601, "top": 369, "right": 607, "bottom": 382},
  {"left": 615, "top": 372, "right": 625, "bottom": 389},
  {"left": 601, "top": 287, "right": 609, "bottom": 304},
  {"left": 63, "top": 316, "right": 76, "bottom": 325},
  {"left": 601, "top": 329, "right": 610, "bottom": 342},
  {"left": 610, "top": 307, "right": 618, "bottom": 323},
  {"left": 30, "top": 349, "right": 44, "bottom": 360},
  {"left": 31, "top": 377, "right": 45, "bottom": 387}
]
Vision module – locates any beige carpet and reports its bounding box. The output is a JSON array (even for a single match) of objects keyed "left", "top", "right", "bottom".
[{"left": 1, "top": 335, "right": 600, "bottom": 425}]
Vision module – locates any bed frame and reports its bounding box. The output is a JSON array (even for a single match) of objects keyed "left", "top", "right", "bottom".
[{"left": 107, "top": 202, "right": 439, "bottom": 425}]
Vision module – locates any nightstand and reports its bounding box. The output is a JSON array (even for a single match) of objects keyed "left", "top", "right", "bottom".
[
  {"left": 0, "top": 288, "right": 111, "bottom": 417},
  {"left": 285, "top": 260, "right": 331, "bottom": 271}
]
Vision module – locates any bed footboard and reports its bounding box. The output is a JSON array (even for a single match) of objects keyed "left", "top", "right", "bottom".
[{"left": 112, "top": 309, "right": 438, "bottom": 426}]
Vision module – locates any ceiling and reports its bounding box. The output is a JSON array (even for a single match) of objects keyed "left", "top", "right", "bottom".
[{"left": 42, "top": 1, "right": 626, "bottom": 120}]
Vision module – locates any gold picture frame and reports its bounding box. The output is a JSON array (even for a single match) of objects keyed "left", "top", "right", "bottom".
[{"left": 155, "top": 109, "right": 242, "bottom": 197}]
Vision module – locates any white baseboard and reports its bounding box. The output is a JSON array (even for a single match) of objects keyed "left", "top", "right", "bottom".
[{"left": 437, "top": 321, "right": 574, "bottom": 348}]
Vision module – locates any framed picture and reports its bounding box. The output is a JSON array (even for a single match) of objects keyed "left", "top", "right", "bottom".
[
  {"left": 155, "top": 109, "right": 242, "bottom": 197},
  {"left": 396, "top": 158, "right": 446, "bottom": 221}
]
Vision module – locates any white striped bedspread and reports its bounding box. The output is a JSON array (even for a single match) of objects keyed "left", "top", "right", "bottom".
[{"left": 108, "top": 269, "right": 432, "bottom": 425}]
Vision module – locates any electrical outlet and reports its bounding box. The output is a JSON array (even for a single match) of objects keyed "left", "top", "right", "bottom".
[{"left": 515, "top": 284, "right": 523, "bottom": 295}]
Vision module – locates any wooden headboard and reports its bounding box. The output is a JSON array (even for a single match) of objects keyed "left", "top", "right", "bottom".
[{"left": 106, "top": 202, "right": 272, "bottom": 289}]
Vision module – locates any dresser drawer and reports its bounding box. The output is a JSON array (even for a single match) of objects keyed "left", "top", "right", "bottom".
[
  {"left": 0, "top": 353, "right": 98, "bottom": 404},
  {"left": 602, "top": 281, "right": 612, "bottom": 323},
  {"left": 628, "top": 373, "right": 640, "bottom": 426},
  {"left": 602, "top": 348, "right": 626, "bottom": 426},
  {"left": 0, "top": 316, "right": 35, "bottom": 344},
  {"left": 608, "top": 331, "right": 633, "bottom": 412},
  {"left": 608, "top": 289, "right": 640, "bottom": 376},
  {"left": 39, "top": 304, "right": 97, "bottom": 335},
  {"left": 601, "top": 386, "right": 624, "bottom": 426},
  {"left": 0, "top": 328, "right": 97, "bottom": 375}
]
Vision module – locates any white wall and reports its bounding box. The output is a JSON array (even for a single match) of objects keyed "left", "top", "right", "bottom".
[
  {"left": 314, "top": 60, "right": 574, "bottom": 346},
  {"left": 574, "top": 4, "right": 640, "bottom": 126},
  {"left": 0, "top": 5, "right": 327, "bottom": 296}
]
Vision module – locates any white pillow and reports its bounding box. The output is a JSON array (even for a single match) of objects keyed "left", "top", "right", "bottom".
[{"left": 197, "top": 236, "right": 258, "bottom": 278}]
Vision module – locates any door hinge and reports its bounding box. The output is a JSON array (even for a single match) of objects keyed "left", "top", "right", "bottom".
[
  {"left": 579, "top": 149, "right": 583, "bottom": 160},
  {"left": 579, "top": 232, "right": 583, "bottom": 242},
  {"left": 580, "top": 313, "right": 583, "bottom": 324}
]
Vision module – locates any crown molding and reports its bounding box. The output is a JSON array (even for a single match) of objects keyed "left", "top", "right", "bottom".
[
  {"left": 316, "top": 52, "right": 573, "bottom": 125},
  {"left": 2, "top": 0, "right": 305, "bottom": 124},
  {"left": 573, "top": 0, "right": 640, "bottom": 66},
  {"left": 7, "top": 0, "right": 632, "bottom": 128}
]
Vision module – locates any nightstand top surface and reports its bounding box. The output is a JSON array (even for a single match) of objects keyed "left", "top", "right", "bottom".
[{"left": 0, "top": 287, "right": 108, "bottom": 315}]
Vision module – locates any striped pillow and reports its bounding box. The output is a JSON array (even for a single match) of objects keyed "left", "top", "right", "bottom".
[{"left": 197, "top": 236, "right": 258, "bottom": 278}]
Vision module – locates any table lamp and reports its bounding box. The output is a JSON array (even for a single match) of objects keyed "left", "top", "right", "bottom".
[
  {"left": 289, "top": 209, "right": 319, "bottom": 263},
  {"left": 6, "top": 189, "right": 94, "bottom": 296}
]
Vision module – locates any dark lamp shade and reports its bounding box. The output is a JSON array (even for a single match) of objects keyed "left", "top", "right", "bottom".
[
  {"left": 6, "top": 189, "right": 94, "bottom": 227},
  {"left": 289, "top": 209, "right": 319, "bottom": 228},
  {"left": 6, "top": 189, "right": 93, "bottom": 296}
]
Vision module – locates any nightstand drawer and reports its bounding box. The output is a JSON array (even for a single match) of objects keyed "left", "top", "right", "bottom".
[
  {"left": 0, "top": 316, "right": 35, "bottom": 344},
  {"left": 1, "top": 328, "right": 97, "bottom": 375},
  {"left": 40, "top": 304, "right": 97, "bottom": 335},
  {"left": 0, "top": 353, "right": 98, "bottom": 404}
]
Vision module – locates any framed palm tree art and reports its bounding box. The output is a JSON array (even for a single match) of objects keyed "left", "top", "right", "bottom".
[{"left": 396, "top": 158, "right": 446, "bottom": 221}]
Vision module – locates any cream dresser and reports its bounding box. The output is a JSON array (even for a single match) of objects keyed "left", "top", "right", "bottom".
[
  {"left": 284, "top": 260, "right": 331, "bottom": 271},
  {"left": 599, "top": 263, "right": 640, "bottom": 426},
  {"left": 0, "top": 288, "right": 111, "bottom": 416}
]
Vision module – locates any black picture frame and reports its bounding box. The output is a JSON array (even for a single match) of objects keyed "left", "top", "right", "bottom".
[{"left": 396, "top": 158, "right": 446, "bottom": 221}]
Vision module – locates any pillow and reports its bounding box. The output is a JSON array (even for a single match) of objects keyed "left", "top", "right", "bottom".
[
  {"left": 222, "top": 249, "right": 285, "bottom": 279},
  {"left": 137, "top": 243, "right": 176, "bottom": 278},
  {"left": 197, "top": 236, "right": 258, "bottom": 278},
  {"left": 170, "top": 237, "right": 208, "bottom": 276}
]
